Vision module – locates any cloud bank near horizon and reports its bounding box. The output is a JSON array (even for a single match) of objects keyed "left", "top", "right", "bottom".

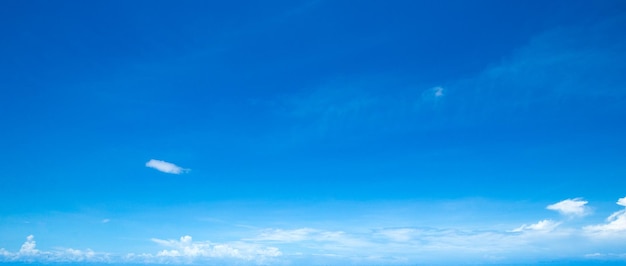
[{"left": 2, "top": 197, "right": 625, "bottom": 265}]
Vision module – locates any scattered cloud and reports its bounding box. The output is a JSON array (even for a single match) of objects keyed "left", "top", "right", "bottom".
[
  {"left": 617, "top": 196, "right": 626, "bottom": 207},
  {"left": 547, "top": 198, "right": 589, "bottom": 217},
  {"left": 4, "top": 197, "right": 626, "bottom": 264},
  {"left": 584, "top": 196, "right": 626, "bottom": 235},
  {"left": 0, "top": 235, "right": 279, "bottom": 265},
  {"left": 145, "top": 159, "right": 189, "bottom": 174},
  {"left": 0, "top": 235, "right": 109, "bottom": 263},
  {"left": 150, "top": 235, "right": 281, "bottom": 264},
  {"left": 512, "top": 219, "right": 561, "bottom": 232}
]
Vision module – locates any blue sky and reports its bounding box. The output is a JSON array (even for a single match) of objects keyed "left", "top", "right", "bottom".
[{"left": 1, "top": 0, "right": 626, "bottom": 265}]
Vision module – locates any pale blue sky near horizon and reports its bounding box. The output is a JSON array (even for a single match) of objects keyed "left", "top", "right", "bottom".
[{"left": 1, "top": 0, "right": 626, "bottom": 265}]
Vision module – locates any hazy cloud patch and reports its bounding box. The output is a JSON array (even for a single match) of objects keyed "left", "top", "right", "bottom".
[
  {"left": 151, "top": 235, "right": 281, "bottom": 263},
  {"left": 512, "top": 219, "right": 561, "bottom": 232}
]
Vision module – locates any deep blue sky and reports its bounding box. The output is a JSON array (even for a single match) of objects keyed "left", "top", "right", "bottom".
[{"left": 1, "top": 1, "right": 626, "bottom": 265}]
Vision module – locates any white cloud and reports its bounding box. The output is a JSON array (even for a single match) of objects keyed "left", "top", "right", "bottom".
[
  {"left": 150, "top": 235, "right": 281, "bottom": 263},
  {"left": 19, "top": 235, "right": 38, "bottom": 256},
  {"left": 617, "top": 196, "right": 626, "bottom": 207},
  {"left": 101, "top": 219, "right": 110, "bottom": 223},
  {"left": 586, "top": 211, "right": 626, "bottom": 233},
  {"left": 0, "top": 235, "right": 109, "bottom": 263},
  {"left": 8, "top": 196, "right": 626, "bottom": 265},
  {"left": 0, "top": 234, "right": 282, "bottom": 264},
  {"left": 547, "top": 198, "right": 589, "bottom": 216},
  {"left": 584, "top": 196, "right": 626, "bottom": 234},
  {"left": 145, "top": 159, "right": 189, "bottom": 174},
  {"left": 511, "top": 219, "right": 561, "bottom": 232}
]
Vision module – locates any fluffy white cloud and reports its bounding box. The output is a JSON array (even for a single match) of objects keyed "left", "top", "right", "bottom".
[
  {"left": 0, "top": 235, "right": 281, "bottom": 265},
  {"left": 145, "top": 159, "right": 189, "bottom": 174},
  {"left": 617, "top": 196, "right": 626, "bottom": 207},
  {"left": 547, "top": 198, "right": 589, "bottom": 216},
  {"left": 19, "top": 235, "right": 38, "bottom": 256},
  {"left": 584, "top": 196, "right": 626, "bottom": 234},
  {"left": 0, "top": 235, "right": 108, "bottom": 263},
  {"left": 512, "top": 219, "right": 561, "bottom": 232}
]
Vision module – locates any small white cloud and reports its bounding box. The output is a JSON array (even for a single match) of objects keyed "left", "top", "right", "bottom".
[
  {"left": 145, "top": 159, "right": 189, "bottom": 174},
  {"left": 546, "top": 198, "right": 588, "bottom": 216},
  {"left": 511, "top": 219, "right": 560, "bottom": 232},
  {"left": 101, "top": 219, "right": 110, "bottom": 224},
  {"left": 617, "top": 196, "right": 626, "bottom": 207}
]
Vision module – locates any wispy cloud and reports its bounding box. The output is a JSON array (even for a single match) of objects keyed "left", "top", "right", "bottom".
[
  {"left": 253, "top": 228, "right": 317, "bottom": 242},
  {"left": 584, "top": 196, "right": 626, "bottom": 235},
  {"left": 511, "top": 219, "right": 561, "bottom": 233},
  {"left": 422, "top": 86, "right": 445, "bottom": 100},
  {"left": 150, "top": 235, "right": 281, "bottom": 263},
  {"left": 145, "top": 159, "right": 189, "bottom": 174},
  {"left": 275, "top": 15, "right": 626, "bottom": 136},
  {"left": 547, "top": 198, "right": 589, "bottom": 217},
  {"left": 252, "top": 228, "right": 367, "bottom": 248}
]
